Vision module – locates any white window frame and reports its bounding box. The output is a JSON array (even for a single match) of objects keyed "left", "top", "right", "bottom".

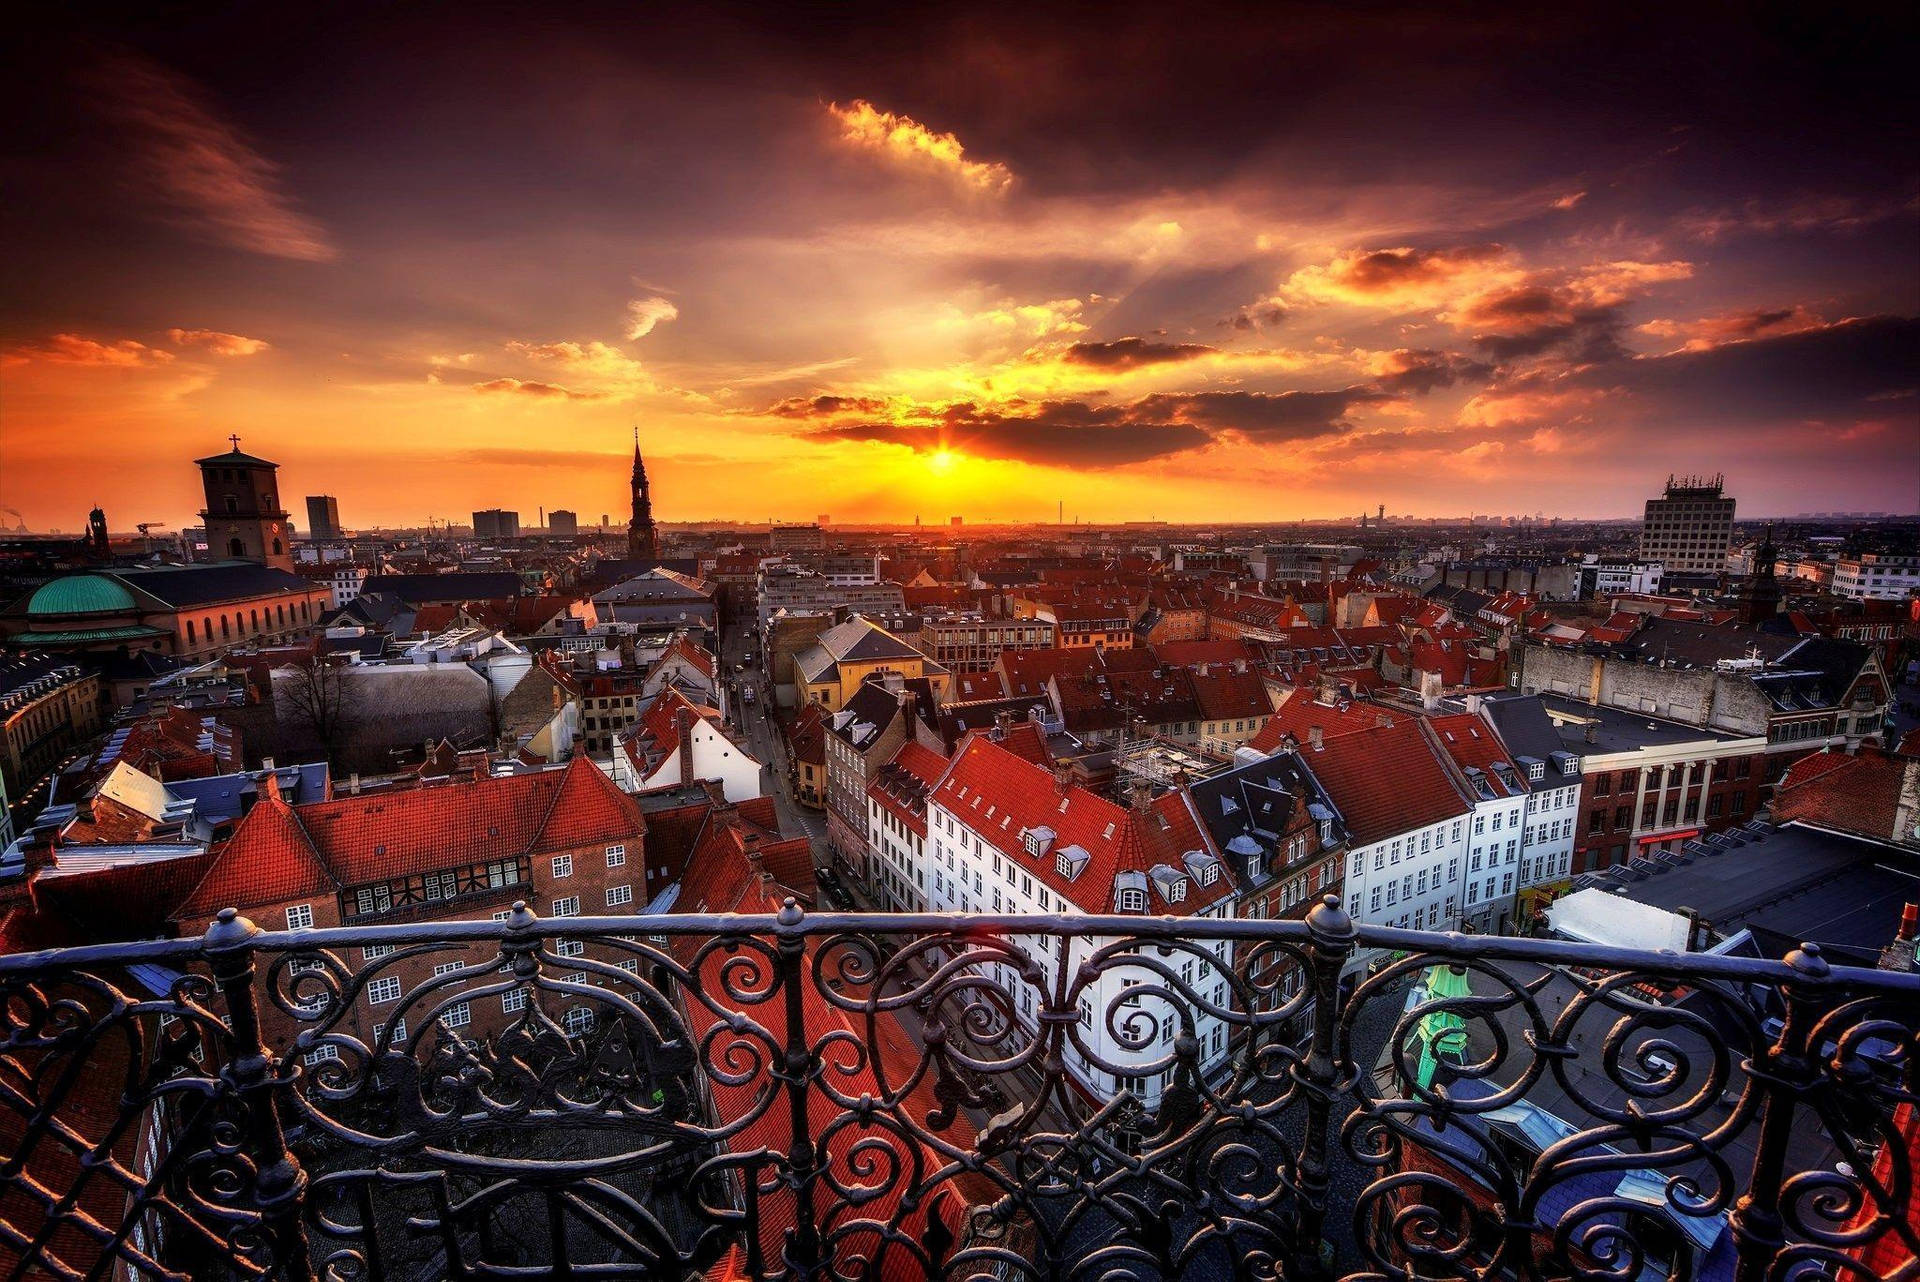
[
  {"left": 552, "top": 855, "right": 573, "bottom": 879},
  {"left": 285, "top": 904, "right": 314, "bottom": 930},
  {"left": 367, "top": 976, "right": 402, "bottom": 1005},
  {"left": 606, "top": 884, "right": 634, "bottom": 907}
]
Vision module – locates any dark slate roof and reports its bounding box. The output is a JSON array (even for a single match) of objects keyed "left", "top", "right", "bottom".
[
  {"left": 585, "top": 557, "right": 702, "bottom": 588},
  {"left": 1187, "top": 750, "right": 1347, "bottom": 886},
  {"left": 1580, "top": 823, "right": 1913, "bottom": 963},
  {"left": 817, "top": 617, "right": 922, "bottom": 663},
  {"left": 1479, "top": 693, "right": 1572, "bottom": 762},
  {"left": 1534, "top": 694, "right": 1749, "bottom": 756},
  {"left": 114, "top": 562, "right": 319, "bottom": 608},
  {"left": 359, "top": 572, "right": 525, "bottom": 604},
  {"left": 1425, "top": 583, "right": 1493, "bottom": 616},
  {"left": 169, "top": 764, "right": 332, "bottom": 823}
]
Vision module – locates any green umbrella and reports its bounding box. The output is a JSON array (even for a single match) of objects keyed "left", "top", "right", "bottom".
[{"left": 1407, "top": 963, "right": 1472, "bottom": 1091}]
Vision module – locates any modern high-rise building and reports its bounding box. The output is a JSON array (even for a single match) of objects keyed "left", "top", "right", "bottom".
[
  {"left": 1640, "top": 474, "right": 1735, "bottom": 576},
  {"left": 197, "top": 438, "right": 294, "bottom": 571},
  {"left": 473, "top": 509, "right": 520, "bottom": 539},
  {"left": 305, "top": 495, "right": 342, "bottom": 540},
  {"left": 549, "top": 509, "right": 579, "bottom": 537}
]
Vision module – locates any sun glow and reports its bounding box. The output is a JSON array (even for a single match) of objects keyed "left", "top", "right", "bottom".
[{"left": 929, "top": 448, "right": 957, "bottom": 473}]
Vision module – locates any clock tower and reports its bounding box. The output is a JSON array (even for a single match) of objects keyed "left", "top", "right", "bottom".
[{"left": 196, "top": 436, "right": 294, "bottom": 571}]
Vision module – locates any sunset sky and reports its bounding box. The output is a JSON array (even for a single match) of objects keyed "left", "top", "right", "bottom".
[{"left": 2, "top": 3, "right": 1915, "bottom": 532}]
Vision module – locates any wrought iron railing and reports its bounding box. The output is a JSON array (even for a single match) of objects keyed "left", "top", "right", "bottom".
[{"left": 1, "top": 899, "right": 1915, "bottom": 1280}]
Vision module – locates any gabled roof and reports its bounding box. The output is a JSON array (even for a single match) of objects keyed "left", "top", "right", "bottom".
[
  {"left": 930, "top": 733, "right": 1231, "bottom": 915},
  {"left": 177, "top": 791, "right": 335, "bottom": 917},
  {"left": 1427, "top": 713, "right": 1526, "bottom": 798},
  {"left": 811, "top": 616, "right": 922, "bottom": 663},
  {"left": 1295, "top": 720, "right": 1472, "bottom": 847},
  {"left": 1772, "top": 748, "right": 1911, "bottom": 845},
  {"left": 1246, "top": 693, "right": 1390, "bottom": 753},
  {"left": 114, "top": 562, "right": 323, "bottom": 609}
]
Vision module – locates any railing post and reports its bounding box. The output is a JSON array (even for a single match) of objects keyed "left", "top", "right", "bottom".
[
  {"left": 774, "top": 898, "right": 821, "bottom": 1279},
  {"left": 1728, "top": 941, "right": 1829, "bottom": 1282},
  {"left": 204, "top": 908, "right": 315, "bottom": 1282},
  {"left": 1296, "top": 894, "right": 1357, "bottom": 1278}
]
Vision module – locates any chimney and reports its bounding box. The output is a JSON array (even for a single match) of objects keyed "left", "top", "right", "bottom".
[
  {"left": 1308, "top": 726, "right": 1324, "bottom": 752},
  {"left": 991, "top": 709, "right": 1012, "bottom": 741},
  {"left": 258, "top": 771, "right": 283, "bottom": 804},
  {"left": 1584, "top": 722, "right": 1597, "bottom": 746},
  {"left": 1281, "top": 731, "right": 1299, "bottom": 754},
  {"left": 1128, "top": 777, "right": 1152, "bottom": 812},
  {"left": 1880, "top": 903, "right": 1920, "bottom": 973},
  {"left": 677, "top": 706, "right": 696, "bottom": 787},
  {"left": 1054, "top": 760, "right": 1073, "bottom": 794},
  {"left": 348, "top": 772, "right": 361, "bottom": 795},
  {"left": 260, "top": 755, "right": 275, "bottom": 770}
]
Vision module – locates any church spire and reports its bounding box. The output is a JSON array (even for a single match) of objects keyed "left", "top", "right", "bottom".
[{"left": 627, "top": 425, "right": 658, "bottom": 562}]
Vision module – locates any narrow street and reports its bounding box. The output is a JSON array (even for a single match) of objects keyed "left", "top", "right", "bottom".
[{"left": 718, "top": 620, "right": 826, "bottom": 862}]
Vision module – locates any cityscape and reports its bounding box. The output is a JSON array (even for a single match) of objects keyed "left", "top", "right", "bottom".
[{"left": 2, "top": 4, "right": 1917, "bottom": 1280}]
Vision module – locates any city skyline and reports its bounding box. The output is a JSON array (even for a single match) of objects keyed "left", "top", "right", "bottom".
[{"left": 2, "top": 2, "right": 1916, "bottom": 529}]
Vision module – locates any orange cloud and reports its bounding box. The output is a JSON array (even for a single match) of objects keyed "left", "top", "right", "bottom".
[
  {"left": 2, "top": 334, "right": 175, "bottom": 367},
  {"left": 91, "top": 54, "right": 336, "bottom": 262},
  {"left": 827, "top": 100, "right": 1013, "bottom": 195},
  {"left": 167, "top": 328, "right": 271, "bottom": 356},
  {"left": 1281, "top": 243, "right": 1509, "bottom": 309},
  {"left": 1638, "top": 305, "right": 1823, "bottom": 351},
  {"left": 472, "top": 377, "right": 604, "bottom": 401}
]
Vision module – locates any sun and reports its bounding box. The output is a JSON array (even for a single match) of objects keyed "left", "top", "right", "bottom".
[{"left": 929, "top": 448, "right": 957, "bottom": 473}]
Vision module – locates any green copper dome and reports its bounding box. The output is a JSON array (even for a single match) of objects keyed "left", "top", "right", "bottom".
[{"left": 26, "top": 574, "right": 137, "bottom": 617}]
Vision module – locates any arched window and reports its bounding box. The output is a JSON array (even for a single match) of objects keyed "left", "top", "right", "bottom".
[
  {"left": 271, "top": 538, "right": 282, "bottom": 555},
  {"left": 228, "top": 538, "right": 245, "bottom": 557},
  {"left": 221, "top": 616, "right": 230, "bottom": 639},
  {"left": 186, "top": 620, "right": 196, "bottom": 644},
  {"left": 204, "top": 617, "right": 213, "bottom": 643}
]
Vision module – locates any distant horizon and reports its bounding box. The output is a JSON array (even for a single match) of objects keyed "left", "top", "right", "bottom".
[{"left": 3, "top": 4, "right": 1915, "bottom": 529}]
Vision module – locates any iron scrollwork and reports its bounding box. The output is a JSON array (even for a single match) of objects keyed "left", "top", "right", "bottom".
[{"left": 0, "top": 902, "right": 1914, "bottom": 1280}]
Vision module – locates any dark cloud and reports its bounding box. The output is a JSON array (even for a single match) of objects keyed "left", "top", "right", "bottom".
[
  {"left": 1223, "top": 304, "right": 1288, "bottom": 332},
  {"left": 803, "top": 385, "right": 1392, "bottom": 468},
  {"left": 766, "top": 393, "right": 888, "bottom": 417},
  {"left": 1333, "top": 244, "right": 1503, "bottom": 294},
  {"left": 1371, "top": 348, "right": 1496, "bottom": 394},
  {"left": 815, "top": 400, "right": 1210, "bottom": 468},
  {"left": 1457, "top": 284, "right": 1631, "bottom": 363},
  {"left": 1564, "top": 314, "right": 1918, "bottom": 420},
  {"left": 1137, "top": 388, "right": 1391, "bottom": 439},
  {"left": 1059, "top": 337, "right": 1215, "bottom": 369}
]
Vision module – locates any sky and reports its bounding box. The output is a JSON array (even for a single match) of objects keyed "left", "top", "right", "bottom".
[{"left": 1, "top": 1, "right": 1916, "bottom": 532}]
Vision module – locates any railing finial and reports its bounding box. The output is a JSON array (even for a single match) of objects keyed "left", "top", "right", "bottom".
[{"left": 203, "top": 907, "right": 261, "bottom": 952}]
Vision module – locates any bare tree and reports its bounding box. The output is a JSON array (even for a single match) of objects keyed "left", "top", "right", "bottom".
[{"left": 280, "top": 651, "right": 354, "bottom": 766}]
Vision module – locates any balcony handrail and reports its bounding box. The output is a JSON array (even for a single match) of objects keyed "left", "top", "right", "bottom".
[
  {"left": 5, "top": 907, "right": 1916, "bottom": 994},
  {"left": 2, "top": 898, "right": 1915, "bottom": 1281}
]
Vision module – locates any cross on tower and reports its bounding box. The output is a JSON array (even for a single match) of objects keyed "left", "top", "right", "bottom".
[{"left": 228, "top": 434, "right": 242, "bottom": 451}]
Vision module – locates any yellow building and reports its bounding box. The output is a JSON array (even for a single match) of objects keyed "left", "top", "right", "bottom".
[{"left": 793, "top": 618, "right": 950, "bottom": 712}]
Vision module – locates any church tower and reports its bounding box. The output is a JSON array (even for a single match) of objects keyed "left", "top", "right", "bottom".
[
  {"left": 1741, "top": 523, "right": 1781, "bottom": 626},
  {"left": 196, "top": 437, "right": 294, "bottom": 572},
  {"left": 627, "top": 427, "right": 659, "bottom": 562}
]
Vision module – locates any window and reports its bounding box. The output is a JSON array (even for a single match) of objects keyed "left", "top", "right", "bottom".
[
  {"left": 440, "top": 1003, "right": 471, "bottom": 1029},
  {"left": 555, "top": 939, "right": 584, "bottom": 958},
  {"left": 285, "top": 904, "right": 314, "bottom": 930},
  {"left": 368, "top": 976, "right": 402, "bottom": 1004},
  {"left": 363, "top": 944, "right": 395, "bottom": 961},
  {"left": 606, "top": 845, "right": 626, "bottom": 867},
  {"left": 552, "top": 896, "right": 580, "bottom": 917},
  {"left": 552, "top": 855, "right": 573, "bottom": 879},
  {"left": 432, "top": 962, "right": 463, "bottom": 978},
  {"left": 606, "top": 885, "right": 634, "bottom": 907},
  {"left": 374, "top": 1019, "right": 406, "bottom": 1045},
  {"left": 502, "top": 989, "right": 528, "bottom": 1013},
  {"left": 304, "top": 1045, "right": 340, "bottom": 1066},
  {"left": 1118, "top": 888, "right": 1147, "bottom": 912},
  {"left": 563, "top": 1007, "right": 596, "bottom": 1036}
]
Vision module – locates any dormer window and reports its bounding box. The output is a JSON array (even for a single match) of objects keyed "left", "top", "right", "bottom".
[
  {"left": 1199, "top": 863, "right": 1217, "bottom": 885},
  {"left": 1529, "top": 762, "right": 1545, "bottom": 782},
  {"left": 1118, "top": 887, "right": 1147, "bottom": 912},
  {"left": 1246, "top": 855, "right": 1263, "bottom": 881},
  {"left": 1167, "top": 878, "right": 1187, "bottom": 903}
]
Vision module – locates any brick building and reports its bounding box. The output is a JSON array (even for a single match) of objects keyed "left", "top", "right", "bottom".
[{"left": 169, "top": 758, "right": 650, "bottom": 1055}]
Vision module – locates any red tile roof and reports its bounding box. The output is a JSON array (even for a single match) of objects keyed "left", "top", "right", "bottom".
[
  {"left": 1426, "top": 713, "right": 1523, "bottom": 798},
  {"left": 177, "top": 791, "right": 336, "bottom": 917},
  {"left": 1294, "top": 720, "right": 1472, "bottom": 847},
  {"left": 176, "top": 759, "right": 645, "bottom": 918},
  {"left": 1246, "top": 693, "right": 1391, "bottom": 753},
  {"left": 1773, "top": 748, "right": 1909, "bottom": 843},
  {"left": 931, "top": 734, "right": 1232, "bottom": 915}
]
